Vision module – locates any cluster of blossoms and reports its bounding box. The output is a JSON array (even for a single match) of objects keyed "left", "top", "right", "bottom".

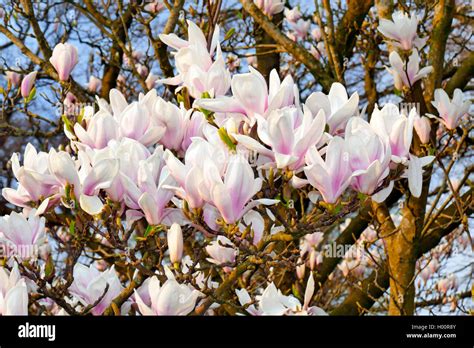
[{"left": 0, "top": 12, "right": 471, "bottom": 316}]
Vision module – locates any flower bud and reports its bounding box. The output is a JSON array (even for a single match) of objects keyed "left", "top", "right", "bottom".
[
  {"left": 414, "top": 115, "right": 431, "bottom": 144},
  {"left": 167, "top": 223, "right": 183, "bottom": 263},
  {"left": 21, "top": 71, "right": 37, "bottom": 98}
]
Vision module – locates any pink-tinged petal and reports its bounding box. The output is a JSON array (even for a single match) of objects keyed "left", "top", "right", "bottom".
[
  {"left": 79, "top": 194, "right": 104, "bottom": 215},
  {"left": 5, "top": 281, "right": 28, "bottom": 315},
  {"left": 211, "top": 183, "right": 235, "bottom": 223},
  {"left": 109, "top": 89, "right": 128, "bottom": 116},
  {"left": 233, "top": 134, "right": 274, "bottom": 159},
  {"left": 158, "top": 33, "right": 188, "bottom": 50},
  {"left": 2, "top": 188, "right": 31, "bottom": 207},
  {"left": 372, "top": 180, "right": 394, "bottom": 203},
  {"left": 305, "top": 92, "right": 331, "bottom": 119},
  {"left": 231, "top": 67, "right": 268, "bottom": 116},
  {"left": 186, "top": 20, "right": 208, "bottom": 49},
  {"left": 138, "top": 192, "right": 160, "bottom": 225},
  {"left": 82, "top": 159, "right": 119, "bottom": 195},
  {"left": 133, "top": 289, "right": 155, "bottom": 315},
  {"left": 195, "top": 96, "right": 245, "bottom": 114}
]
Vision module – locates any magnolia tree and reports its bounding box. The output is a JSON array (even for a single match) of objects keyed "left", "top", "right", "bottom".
[{"left": 0, "top": 0, "right": 472, "bottom": 316}]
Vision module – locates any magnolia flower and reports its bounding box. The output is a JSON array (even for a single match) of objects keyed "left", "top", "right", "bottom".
[
  {"left": 284, "top": 7, "right": 301, "bottom": 23},
  {"left": 237, "top": 275, "right": 327, "bottom": 316},
  {"left": 305, "top": 82, "right": 359, "bottom": 134},
  {"left": 254, "top": 0, "right": 284, "bottom": 17},
  {"left": 153, "top": 98, "right": 205, "bottom": 153},
  {"left": 195, "top": 67, "right": 297, "bottom": 124},
  {"left": 164, "top": 133, "right": 232, "bottom": 209},
  {"left": 75, "top": 89, "right": 165, "bottom": 148},
  {"left": 338, "top": 259, "right": 364, "bottom": 278},
  {"left": 2, "top": 143, "right": 59, "bottom": 208},
  {"left": 413, "top": 114, "right": 431, "bottom": 144},
  {"left": 121, "top": 147, "right": 177, "bottom": 226},
  {"left": 304, "top": 137, "right": 352, "bottom": 204},
  {"left": 430, "top": 88, "right": 471, "bottom": 130},
  {"left": 311, "top": 27, "right": 322, "bottom": 41},
  {"left": 370, "top": 104, "right": 416, "bottom": 163},
  {"left": 144, "top": 0, "right": 164, "bottom": 13},
  {"left": 69, "top": 264, "right": 123, "bottom": 316},
  {"left": 0, "top": 263, "right": 28, "bottom": 315},
  {"left": 168, "top": 223, "right": 183, "bottom": 264},
  {"left": 289, "top": 19, "right": 311, "bottom": 40},
  {"left": 437, "top": 275, "right": 457, "bottom": 294},
  {"left": 0, "top": 209, "right": 46, "bottom": 260},
  {"left": 48, "top": 149, "right": 119, "bottom": 215},
  {"left": 5, "top": 71, "right": 21, "bottom": 87},
  {"left": 73, "top": 110, "right": 119, "bottom": 150},
  {"left": 118, "top": 101, "right": 165, "bottom": 147},
  {"left": 20, "top": 71, "right": 37, "bottom": 98},
  {"left": 377, "top": 11, "right": 427, "bottom": 50},
  {"left": 300, "top": 232, "right": 324, "bottom": 270},
  {"left": 206, "top": 236, "right": 238, "bottom": 268},
  {"left": 134, "top": 269, "right": 201, "bottom": 315},
  {"left": 345, "top": 117, "right": 391, "bottom": 198},
  {"left": 49, "top": 43, "right": 78, "bottom": 81},
  {"left": 159, "top": 20, "right": 231, "bottom": 98},
  {"left": 386, "top": 50, "right": 433, "bottom": 90},
  {"left": 87, "top": 75, "right": 101, "bottom": 93},
  {"left": 233, "top": 106, "right": 326, "bottom": 170},
  {"left": 206, "top": 154, "right": 277, "bottom": 224},
  {"left": 89, "top": 138, "right": 151, "bottom": 202}
]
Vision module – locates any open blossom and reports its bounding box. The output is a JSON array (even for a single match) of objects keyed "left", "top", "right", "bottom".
[
  {"left": 134, "top": 268, "right": 201, "bottom": 315},
  {"left": 73, "top": 89, "right": 165, "bottom": 148},
  {"left": 0, "top": 208, "right": 46, "bottom": 260},
  {"left": 233, "top": 106, "right": 326, "bottom": 170},
  {"left": 377, "top": 11, "right": 427, "bottom": 50},
  {"left": 48, "top": 148, "right": 119, "bottom": 215},
  {"left": 386, "top": 50, "right": 433, "bottom": 90},
  {"left": 49, "top": 43, "right": 78, "bottom": 81},
  {"left": 0, "top": 263, "right": 28, "bottom": 315},
  {"left": 370, "top": 104, "right": 416, "bottom": 163},
  {"left": 305, "top": 82, "right": 359, "bottom": 134},
  {"left": 284, "top": 7, "right": 301, "bottom": 23},
  {"left": 304, "top": 137, "right": 353, "bottom": 204},
  {"left": 430, "top": 88, "right": 471, "bottom": 130},
  {"left": 2, "top": 143, "right": 59, "bottom": 208},
  {"left": 289, "top": 19, "right": 311, "bottom": 40},
  {"left": 69, "top": 264, "right": 123, "bottom": 315},
  {"left": 254, "top": 0, "right": 284, "bottom": 17},
  {"left": 159, "top": 20, "right": 231, "bottom": 98},
  {"left": 237, "top": 275, "right": 327, "bottom": 316},
  {"left": 206, "top": 236, "right": 238, "bottom": 268},
  {"left": 164, "top": 132, "right": 232, "bottom": 209},
  {"left": 88, "top": 138, "right": 151, "bottom": 202},
  {"left": 345, "top": 118, "right": 391, "bottom": 199},
  {"left": 153, "top": 97, "right": 205, "bottom": 153},
  {"left": 205, "top": 154, "right": 277, "bottom": 224},
  {"left": 195, "top": 67, "right": 297, "bottom": 125},
  {"left": 299, "top": 232, "right": 324, "bottom": 270},
  {"left": 120, "top": 147, "right": 178, "bottom": 226},
  {"left": 20, "top": 71, "right": 37, "bottom": 98}
]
